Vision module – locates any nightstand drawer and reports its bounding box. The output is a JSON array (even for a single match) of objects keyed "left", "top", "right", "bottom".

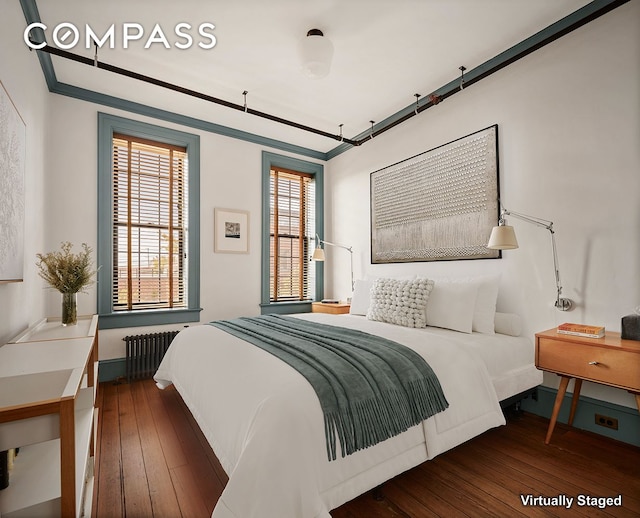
[{"left": 537, "top": 337, "right": 640, "bottom": 392}]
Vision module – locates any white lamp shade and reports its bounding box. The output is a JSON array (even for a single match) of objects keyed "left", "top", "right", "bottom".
[
  {"left": 311, "top": 247, "right": 325, "bottom": 261},
  {"left": 487, "top": 225, "right": 519, "bottom": 250},
  {"left": 299, "top": 30, "right": 334, "bottom": 79}
]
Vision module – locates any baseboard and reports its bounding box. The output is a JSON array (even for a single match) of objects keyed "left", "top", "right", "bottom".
[
  {"left": 98, "top": 358, "right": 126, "bottom": 383},
  {"left": 520, "top": 386, "right": 640, "bottom": 447}
]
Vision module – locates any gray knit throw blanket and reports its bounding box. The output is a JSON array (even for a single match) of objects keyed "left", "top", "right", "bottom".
[{"left": 209, "top": 315, "right": 449, "bottom": 461}]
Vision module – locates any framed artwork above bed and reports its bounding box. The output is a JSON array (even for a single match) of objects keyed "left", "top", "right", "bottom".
[{"left": 370, "top": 125, "right": 500, "bottom": 263}]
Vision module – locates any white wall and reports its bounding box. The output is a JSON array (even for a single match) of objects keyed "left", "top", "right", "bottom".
[
  {"left": 325, "top": 2, "right": 640, "bottom": 408},
  {"left": 45, "top": 96, "right": 325, "bottom": 360},
  {"left": 0, "top": 1, "right": 49, "bottom": 344}
]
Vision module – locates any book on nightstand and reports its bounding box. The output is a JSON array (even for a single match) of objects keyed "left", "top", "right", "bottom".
[{"left": 557, "top": 322, "right": 605, "bottom": 338}]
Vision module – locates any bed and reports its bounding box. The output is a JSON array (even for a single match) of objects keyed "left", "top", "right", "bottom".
[{"left": 154, "top": 276, "right": 541, "bottom": 518}]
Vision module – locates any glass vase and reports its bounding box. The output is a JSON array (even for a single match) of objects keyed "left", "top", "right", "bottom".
[{"left": 61, "top": 292, "right": 78, "bottom": 326}]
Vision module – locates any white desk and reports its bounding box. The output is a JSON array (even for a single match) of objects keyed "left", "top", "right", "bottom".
[{"left": 0, "top": 315, "right": 98, "bottom": 518}]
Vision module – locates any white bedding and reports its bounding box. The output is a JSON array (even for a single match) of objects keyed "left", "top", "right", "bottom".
[{"left": 154, "top": 313, "right": 540, "bottom": 518}]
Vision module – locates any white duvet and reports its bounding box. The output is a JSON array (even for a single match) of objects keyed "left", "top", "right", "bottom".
[{"left": 154, "top": 313, "right": 510, "bottom": 518}]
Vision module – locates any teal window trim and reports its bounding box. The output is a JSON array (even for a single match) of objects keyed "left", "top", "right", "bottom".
[
  {"left": 261, "top": 151, "right": 324, "bottom": 314},
  {"left": 97, "top": 113, "right": 201, "bottom": 329}
]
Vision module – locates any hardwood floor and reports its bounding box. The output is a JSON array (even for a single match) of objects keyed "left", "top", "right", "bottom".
[{"left": 93, "top": 379, "right": 640, "bottom": 517}]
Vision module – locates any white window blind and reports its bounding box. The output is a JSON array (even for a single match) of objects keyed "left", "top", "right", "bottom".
[
  {"left": 112, "top": 133, "right": 188, "bottom": 311},
  {"left": 269, "top": 168, "right": 316, "bottom": 302}
]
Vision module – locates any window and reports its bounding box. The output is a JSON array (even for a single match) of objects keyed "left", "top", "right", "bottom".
[
  {"left": 269, "top": 168, "right": 315, "bottom": 302},
  {"left": 261, "top": 152, "right": 324, "bottom": 314},
  {"left": 112, "top": 134, "right": 187, "bottom": 311},
  {"left": 98, "top": 114, "right": 201, "bottom": 329}
]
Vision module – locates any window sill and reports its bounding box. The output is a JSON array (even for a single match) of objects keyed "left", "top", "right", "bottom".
[
  {"left": 98, "top": 308, "right": 202, "bottom": 329},
  {"left": 260, "top": 301, "right": 312, "bottom": 315}
]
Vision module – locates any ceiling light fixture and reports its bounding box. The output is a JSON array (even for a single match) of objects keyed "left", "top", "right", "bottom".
[{"left": 299, "top": 29, "right": 334, "bottom": 79}]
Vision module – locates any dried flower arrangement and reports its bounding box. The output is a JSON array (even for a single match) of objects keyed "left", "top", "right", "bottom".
[
  {"left": 36, "top": 242, "right": 96, "bottom": 293},
  {"left": 36, "top": 242, "right": 97, "bottom": 325}
]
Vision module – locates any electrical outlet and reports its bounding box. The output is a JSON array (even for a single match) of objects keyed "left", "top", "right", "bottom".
[{"left": 595, "top": 414, "right": 619, "bottom": 430}]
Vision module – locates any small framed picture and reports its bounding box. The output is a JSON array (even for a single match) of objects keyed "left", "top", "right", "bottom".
[{"left": 214, "top": 208, "right": 250, "bottom": 254}]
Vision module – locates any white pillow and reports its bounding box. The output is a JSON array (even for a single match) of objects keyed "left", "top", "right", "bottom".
[
  {"left": 469, "top": 275, "right": 500, "bottom": 334},
  {"left": 494, "top": 312, "right": 522, "bottom": 336},
  {"left": 417, "top": 274, "right": 500, "bottom": 334},
  {"left": 349, "top": 279, "right": 374, "bottom": 316},
  {"left": 366, "top": 278, "right": 434, "bottom": 328},
  {"left": 425, "top": 280, "right": 478, "bottom": 333}
]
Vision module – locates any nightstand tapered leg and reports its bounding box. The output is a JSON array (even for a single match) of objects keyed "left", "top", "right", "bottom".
[
  {"left": 545, "top": 375, "right": 571, "bottom": 444},
  {"left": 568, "top": 378, "right": 582, "bottom": 426}
]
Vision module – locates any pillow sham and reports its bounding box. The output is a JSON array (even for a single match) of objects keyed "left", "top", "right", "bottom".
[
  {"left": 349, "top": 279, "right": 374, "bottom": 316},
  {"left": 469, "top": 275, "right": 500, "bottom": 334},
  {"left": 366, "top": 278, "right": 434, "bottom": 328},
  {"left": 417, "top": 274, "right": 500, "bottom": 334},
  {"left": 425, "top": 280, "right": 478, "bottom": 334}
]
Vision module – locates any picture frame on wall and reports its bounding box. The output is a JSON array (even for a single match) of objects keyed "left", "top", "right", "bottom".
[
  {"left": 0, "top": 80, "right": 26, "bottom": 282},
  {"left": 214, "top": 208, "right": 250, "bottom": 254},
  {"left": 370, "top": 124, "right": 500, "bottom": 263}
]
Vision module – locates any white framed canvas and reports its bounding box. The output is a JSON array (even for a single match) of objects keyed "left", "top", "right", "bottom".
[
  {"left": 0, "top": 80, "right": 26, "bottom": 282},
  {"left": 370, "top": 125, "right": 500, "bottom": 263},
  {"left": 214, "top": 208, "right": 250, "bottom": 254}
]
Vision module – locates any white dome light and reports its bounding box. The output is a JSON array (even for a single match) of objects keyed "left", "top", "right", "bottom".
[{"left": 299, "top": 29, "right": 334, "bottom": 79}]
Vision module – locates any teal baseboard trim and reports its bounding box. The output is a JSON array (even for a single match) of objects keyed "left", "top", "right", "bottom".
[
  {"left": 98, "top": 358, "right": 126, "bottom": 383},
  {"left": 520, "top": 386, "right": 640, "bottom": 447}
]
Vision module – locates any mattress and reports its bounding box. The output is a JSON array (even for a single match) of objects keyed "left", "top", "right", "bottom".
[
  {"left": 154, "top": 312, "right": 540, "bottom": 518},
  {"left": 389, "top": 319, "right": 543, "bottom": 401}
]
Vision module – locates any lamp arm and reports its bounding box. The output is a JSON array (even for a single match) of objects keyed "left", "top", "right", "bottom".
[
  {"left": 501, "top": 209, "right": 553, "bottom": 231},
  {"left": 500, "top": 209, "right": 572, "bottom": 311},
  {"left": 317, "top": 236, "right": 353, "bottom": 254},
  {"left": 315, "top": 235, "right": 354, "bottom": 292},
  {"left": 550, "top": 230, "right": 565, "bottom": 307}
]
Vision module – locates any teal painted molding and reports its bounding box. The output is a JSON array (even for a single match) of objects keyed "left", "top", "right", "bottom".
[
  {"left": 21, "top": 0, "right": 627, "bottom": 162},
  {"left": 98, "top": 358, "right": 126, "bottom": 383},
  {"left": 96, "top": 113, "right": 201, "bottom": 329},
  {"left": 520, "top": 386, "right": 640, "bottom": 447},
  {"left": 20, "top": 0, "right": 630, "bottom": 163},
  {"left": 54, "top": 83, "right": 327, "bottom": 161},
  {"left": 19, "top": 0, "right": 57, "bottom": 90},
  {"left": 261, "top": 152, "right": 324, "bottom": 309},
  {"left": 326, "top": 0, "right": 630, "bottom": 160},
  {"left": 19, "top": 0, "right": 325, "bottom": 160}
]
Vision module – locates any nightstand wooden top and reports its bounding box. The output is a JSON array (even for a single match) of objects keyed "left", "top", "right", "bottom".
[
  {"left": 311, "top": 302, "right": 351, "bottom": 314},
  {"left": 536, "top": 328, "right": 640, "bottom": 353}
]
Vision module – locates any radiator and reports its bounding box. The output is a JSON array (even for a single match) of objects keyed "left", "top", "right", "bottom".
[{"left": 124, "top": 330, "right": 180, "bottom": 382}]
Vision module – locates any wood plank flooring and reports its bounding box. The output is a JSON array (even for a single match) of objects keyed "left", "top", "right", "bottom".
[{"left": 93, "top": 379, "right": 640, "bottom": 517}]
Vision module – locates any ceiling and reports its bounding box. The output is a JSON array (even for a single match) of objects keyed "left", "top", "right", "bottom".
[{"left": 32, "top": 0, "right": 594, "bottom": 154}]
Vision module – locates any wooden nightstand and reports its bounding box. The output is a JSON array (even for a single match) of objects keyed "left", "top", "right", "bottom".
[
  {"left": 535, "top": 328, "right": 640, "bottom": 444},
  {"left": 312, "top": 302, "right": 351, "bottom": 315}
]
